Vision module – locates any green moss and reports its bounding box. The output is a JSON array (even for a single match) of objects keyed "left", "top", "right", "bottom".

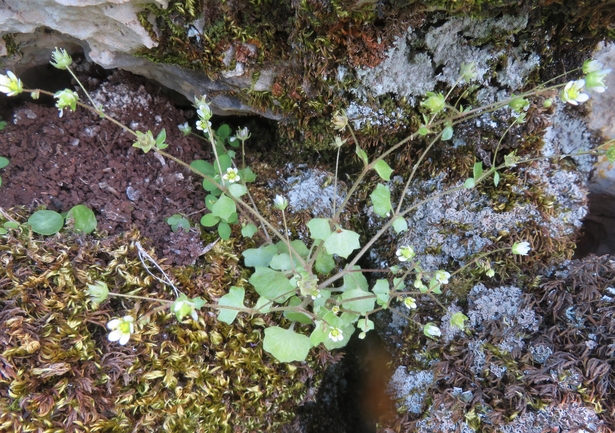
[{"left": 0, "top": 215, "right": 323, "bottom": 432}]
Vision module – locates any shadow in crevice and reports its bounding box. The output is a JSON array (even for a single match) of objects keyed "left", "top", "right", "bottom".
[{"left": 575, "top": 192, "right": 615, "bottom": 258}]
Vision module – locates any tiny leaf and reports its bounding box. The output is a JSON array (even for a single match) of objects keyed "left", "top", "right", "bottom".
[
  {"left": 218, "top": 222, "right": 231, "bottom": 239},
  {"left": 370, "top": 184, "right": 392, "bottom": 218},
  {"left": 373, "top": 160, "right": 393, "bottom": 181},
  {"left": 249, "top": 267, "right": 295, "bottom": 302},
  {"left": 200, "top": 213, "right": 219, "bottom": 227},
  {"left": 450, "top": 311, "right": 469, "bottom": 330},
  {"left": 441, "top": 125, "right": 453, "bottom": 140},
  {"left": 241, "top": 223, "right": 258, "bottom": 238},
  {"left": 473, "top": 162, "right": 483, "bottom": 180},
  {"left": 324, "top": 229, "right": 360, "bottom": 258},
  {"left": 28, "top": 210, "right": 64, "bottom": 235},
  {"left": 392, "top": 216, "right": 408, "bottom": 233},
  {"left": 307, "top": 218, "right": 332, "bottom": 241},
  {"left": 263, "top": 326, "right": 312, "bottom": 362},
  {"left": 356, "top": 145, "right": 369, "bottom": 166},
  {"left": 464, "top": 177, "right": 475, "bottom": 189},
  {"left": 211, "top": 194, "right": 236, "bottom": 221},
  {"left": 66, "top": 204, "right": 97, "bottom": 234},
  {"left": 493, "top": 170, "right": 500, "bottom": 187},
  {"left": 217, "top": 286, "right": 245, "bottom": 324}
]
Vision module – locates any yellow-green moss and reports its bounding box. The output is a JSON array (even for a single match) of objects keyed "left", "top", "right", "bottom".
[{"left": 0, "top": 217, "right": 322, "bottom": 432}]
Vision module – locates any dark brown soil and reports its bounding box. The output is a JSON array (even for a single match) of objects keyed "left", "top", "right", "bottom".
[{"left": 0, "top": 71, "right": 212, "bottom": 265}]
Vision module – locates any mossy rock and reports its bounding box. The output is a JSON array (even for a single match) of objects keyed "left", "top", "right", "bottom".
[{"left": 0, "top": 219, "right": 321, "bottom": 432}]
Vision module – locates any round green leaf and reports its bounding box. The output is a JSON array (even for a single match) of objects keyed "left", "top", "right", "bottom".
[
  {"left": 28, "top": 210, "right": 64, "bottom": 235},
  {"left": 217, "top": 286, "right": 245, "bottom": 325},
  {"left": 392, "top": 216, "right": 408, "bottom": 233},
  {"left": 212, "top": 194, "right": 236, "bottom": 221},
  {"left": 324, "top": 229, "right": 360, "bottom": 258},
  {"left": 67, "top": 204, "right": 97, "bottom": 234},
  {"left": 306, "top": 218, "right": 331, "bottom": 241},
  {"left": 373, "top": 160, "right": 393, "bottom": 181},
  {"left": 241, "top": 223, "right": 258, "bottom": 238},
  {"left": 0, "top": 157, "right": 9, "bottom": 170},
  {"left": 263, "top": 326, "right": 312, "bottom": 362},
  {"left": 218, "top": 221, "right": 231, "bottom": 239},
  {"left": 200, "top": 213, "right": 219, "bottom": 227},
  {"left": 370, "top": 184, "right": 392, "bottom": 218}
]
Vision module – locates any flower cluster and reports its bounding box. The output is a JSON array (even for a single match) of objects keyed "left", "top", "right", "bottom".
[
  {"left": 560, "top": 59, "right": 611, "bottom": 105},
  {"left": 194, "top": 95, "right": 213, "bottom": 133}
]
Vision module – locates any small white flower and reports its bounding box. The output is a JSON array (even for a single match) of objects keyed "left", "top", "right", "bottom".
[
  {"left": 235, "top": 127, "right": 250, "bottom": 141},
  {"left": 423, "top": 322, "right": 441, "bottom": 338},
  {"left": 107, "top": 315, "right": 135, "bottom": 345},
  {"left": 178, "top": 122, "right": 192, "bottom": 136},
  {"left": 197, "top": 105, "right": 212, "bottom": 121},
  {"left": 331, "top": 305, "right": 340, "bottom": 315},
  {"left": 222, "top": 167, "right": 240, "bottom": 183},
  {"left": 331, "top": 136, "right": 346, "bottom": 148},
  {"left": 50, "top": 47, "right": 72, "bottom": 70},
  {"left": 560, "top": 79, "right": 589, "bottom": 105},
  {"left": 332, "top": 111, "right": 348, "bottom": 131},
  {"left": 460, "top": 62, "right": 478, "bottom": 82},
  {"left": 486, "top": 269, "right": 495, "bottom": 278},
  {"left": 328, "top": 327, "right": 344, "bottom": 342},
  {"left": 585, "top": 68, "right": 611, "bottom": 93},
  {"left": 396, "top": 245, "right": 415, "bottom": 262},
  {"left": 0, "top": 71, "right": 23, "bottom": 96},
  {"left": 512, "top": 241, "right": 531, "bottom": 256},
  {"left": 172, "top": 296, "right": 199, "bottom": 321},
  {"left": 434, "top": 270, "right": 450, "bottom": 285},
  {"left": 310, "top": 289, "right": 321, "bottom": 300},
  {"left": 404, "top": 296, "right": 417, "bottom": 309},
  {"left": 54, "top": 89, "right": 79, "bottom": 117},
  {"left": 273, "top": 194, "right": 288, "bottom": 211},
  {"left": 86, "top": 281, "right": 109, "bottom": 304},
  {"left": 195, "top": 119, "right": 211, "bottom": 132},
  {"left": 582, "top": 59, "right": 603, "bottom": 74}
]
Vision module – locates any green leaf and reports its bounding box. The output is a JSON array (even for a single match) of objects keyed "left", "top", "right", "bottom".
[
  {"left": 200, "top": 213, "right": 219, "bottom": 227},
  {"left": 218, "top": 154, "right": 233, "bottom": 173},
  {"left": 228, "top": 183, "right": 247, "bottom": 198},
  {"left": 277, "top": 240, "right": 310, "bottom": 259},
  {"left": 243, "top": 244, "right": 278, "bottom": 267},
  {"left": 205, "top": 194, "right": 218, "bottom": 211},
  {"left": 372, "top": 279, "right": 390, "bottom": 308},
  {"left": 240, "top": 167, "right": 257, "bottom": 182},
  {"left": 66, "top": 205, "right": 97, "bottom": 234},
  {"left": 217, "top": 286, "right": 245, "bottom": 324},
  {"left": 340, "top": 267, "right": 369, "bottom": 292},
  {"left": 191, "top": 159, "right": 216, "bottom": 176},
  {"left": 607, "top": 147, "right": 615, "bottom": 163},
  {"left": 218, "top": 222, "right": 231, "bottom": 239},
  {"left": 253, "top": 296, "right": 272, "bottom": 313},
  {"left": 464, "top": 177, "right": 475, "bottom": 189},
  {"left": 358, "top": 317, "right": 374, "bottom": 333},
  {"left": 441, "top": 125, "right": 453, "bottom": 141},
  {"left": 263, "top": 326, "right": 312, "bottom": 362},
  {"left": 211, "top": 194, "right": 236, "bottom": 221},
  {"left": 28, "top": 210, "right": 64, "bottom": 235},
  {"left": 270, "top": 253, "right": 294, "bottom": 271},
  {"left": 167, "top": 214, "right": 190, "bottom": 232},
  {"left": 324, "top": 229, "right": 360, "bottom": 258},
  {"left": 217, "top": 124, "right": 231, "bottom": 140},
  {"left": 314, "top": 251, "right": 335, "bottom": 274},
  {"left": 155, "top": 129, "right": 167, "bottom": 149},
  {"left": 392, "top": 216, "right": 408, "bottom": 233},
  {"left": 0, "top": 157, "right": 9, "bottom": 170},
  {"left": 340, "top": 288, "right": 375, "bottom": 315},
  {"left": 370, "top": 184, "right": 392, "bottom": 217},
  {"left": 249, "top": 267, "right": 295, "bottom": 302},
  {"left": 283, "top": 297, "right": 313, "bottom": 325},
  {"left": 241, "top": 223, "right": 258, "bottom": 238},
  {"left": 356, "top": 145, "right": 368, "bottom": 166},
  {"left": 493, "top": 170, "right": 500, "bottom": 187},
  {"left": 202, "top": 179, "right": 220, "bottom": 193},
  {"left": 307, "top": 218, "right": 332, "bottom": 241},
  {"left": 473, "top": 162, "right": 483, "bottom": 180},
  {"left": 373, "top": 160, "right": 393, "bottom": 181},
  {"left": 450, "top": 311, "right": 469, "bottom": 330}
]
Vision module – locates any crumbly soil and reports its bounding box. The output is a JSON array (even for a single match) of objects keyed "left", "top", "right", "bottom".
[{"left": 0, "top": 71, "right": 212, "bottom": 265}]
